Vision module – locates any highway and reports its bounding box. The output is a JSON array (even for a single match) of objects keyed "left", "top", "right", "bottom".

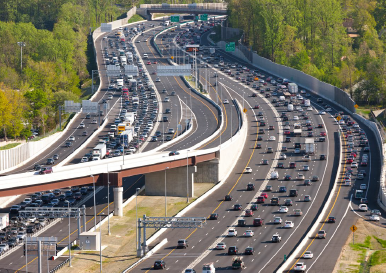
[{"left": 130, "top": 20, "right": 342, "bottom": 272}]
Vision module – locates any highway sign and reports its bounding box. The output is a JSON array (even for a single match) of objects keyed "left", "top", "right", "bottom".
[
  {"left": 243, "top": 108, "right": 247, "bottom": 113},
  {"left": 82, "top": 100, "right": 98, "bottom": 113},
  {"left": 350, "top": 225, "right": 357, "bottom": 232},
  {"left": 200, "top": 14, "right": 208, "bottom": 21},
  {"left": 101, "top": 23, "right": 112, "bottom": 32},
  {"left": 226, "top": 42, "right": 235, "bottom": 52},
  {"left": 64, "top": 100, "right": 81, "bottom": 113},
  {"left": 171, "top": 56, "right": 174, "bottom": 59},
  {"left": 171, "top": 15, "right": 180, "bottom": 22},
  {"left": 354, "top": 104, "right": 359, "bottom": 108},
  {"left": 157, "top": 64, "right": 191, "bottom": 76},
  {"left": 336, "top": 116, "right": 341, "bottom": 121}
]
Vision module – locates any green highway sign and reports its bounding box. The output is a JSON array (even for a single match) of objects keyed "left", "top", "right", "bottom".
[
  {"left": 225, "top": 42, "right": 235, "bottom": 52},
  {"left": 171, "top": 15, "right": 180, "bottom": 22},
  {"left": 195, "top": 16, "right": 199, "bottom": 21},
  {"left": 200, "top": 14, "right": 208, "bottom": 21}
]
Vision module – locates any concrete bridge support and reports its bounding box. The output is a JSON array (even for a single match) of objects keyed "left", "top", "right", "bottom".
[
  {"left": 194, "top": 159, "right": 219, "bottom": 183},
  {"left": 113, "top": 187, "right": 123, "bottom": 216},
  {"left": 145, "top": 166, "right": 197, "bottom": 197}
]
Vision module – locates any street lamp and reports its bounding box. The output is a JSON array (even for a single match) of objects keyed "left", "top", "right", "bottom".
[
  {"left": 17, "top": 42, "right": 25, "bottom": 72},
  {"left": 99, "top": 213, "right": 103, "bottom": 273},
  {"left": 91, "top": 175, "right": 96, "bottom": 228},
  {"left": 107, "top": 167, "right": 111, "bottom": 235},
  {"left": 67, "top": 201, "right": 71, "bottom": 267},
  {"left": 135, "top": 188, "right": 140, "bottom": 256},
  {"left": 187, "top": 150, "right": 190, "bottom": 203},
  {"left": 165, "top": 167, "right": 169, "bottom": 217}
]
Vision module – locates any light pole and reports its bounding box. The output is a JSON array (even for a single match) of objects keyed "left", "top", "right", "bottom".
[
  {"left": 135, "top": 188, "right": 140, "bottom": 256},
  {"left": 67, "top": 201, "right": 71, "bottom": 267},
  {"left": 165, "top": 167, "right": 169, "bottom": 217},
  {"left": 91, "top": 175, "right": 96, "bottom": 228},
  {"left": 107, "top": 167, "right": 111, "bottom": 235},
  {"left": 187, "top": 150, "right": 190, "bottom": 203},
  {"left": 100, "top": 214, "right": 103, "bottom": 273},
  {"left": 17, "top": 42, "right": 25, "bottom": 72}
]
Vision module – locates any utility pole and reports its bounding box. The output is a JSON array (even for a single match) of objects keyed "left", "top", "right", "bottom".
[{"left": 17, "top": 42, "right": 26, "bottom": 72}]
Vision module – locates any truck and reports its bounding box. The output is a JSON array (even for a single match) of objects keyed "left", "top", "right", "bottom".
[
  {"left": 293, "top": 122, "right": 302, "bottom": 136},
  {"left": 288, "top": 83, "right": 298, "bottom": 94},
  {"left": 125, "top": 112, "right": 136, "bottom": 126},
  {"left": 288, "top": 104, "right": 294, "bottom": 111},
  {"left": 0, "top": 213, "right": 9, "bottom": 230},
  {"left": 93, "top": 143, "right": 106, "bottom": 159},
  {"left": 304, "top": 99, "right": 311, "bottom": 107},
  {"left": 126, "top": 52, "right": 133, "bottom": 62},
  {"left": 120, "top": 128, "right": 134, "bottom": 147},
  {"left": 305, "top": 138, "right": 315, "bottom": 155},
  {"left": 209, "top": 47, "right": 215, "bottom": 57}
]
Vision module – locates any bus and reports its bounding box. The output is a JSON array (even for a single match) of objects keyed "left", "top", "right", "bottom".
[{"left": 355, "top": 190, "right": 364, "bottom": 199}]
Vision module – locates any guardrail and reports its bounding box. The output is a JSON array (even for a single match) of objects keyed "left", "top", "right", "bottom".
[{"left": 50, "top": 257, "right": 70, "bottom": 273}]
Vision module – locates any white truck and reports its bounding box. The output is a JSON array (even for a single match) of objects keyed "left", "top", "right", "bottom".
[
  {"left": 304, "top": 99, "right": 311, "bottom": 107},
  {"left": 288, "top": 104, "right": 294, "bottom": 111},
  {"left": 288, "top": 83, "right": 298, "bottom": 94},
  {"left": 305, "top": 138, "right": 315, "bottom": 155},
  {"left": 93, "top": 143, "right": 106, "bottom": 159},
  {"left": 125, "top": 112, "right": 136, "bottom": 125},
  {"left": 120, "top": 128, "right": 134, "bottom": 146},
  {"left": 0, "top": 213, "right": 9, "bottom": 230},
  {"left": 271, "top": 171, "right": 279, "bottom": 180},
  {"left": 209, "top": 47, "right": 215, "bottom": 56}
]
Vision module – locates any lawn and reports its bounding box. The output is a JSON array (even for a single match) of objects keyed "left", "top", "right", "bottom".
[{"left": 0, "top": 143, "right": 21, "bottom": 150}]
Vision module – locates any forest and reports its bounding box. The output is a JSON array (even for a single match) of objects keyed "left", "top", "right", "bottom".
[{"left": 226, "top": 0, "right": 386, "bottom": 107}]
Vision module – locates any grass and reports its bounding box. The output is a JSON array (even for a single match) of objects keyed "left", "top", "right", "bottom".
[
  {"left": 153, "top": 13, "right": 168, "bottom": 19},
  {"left": 185, "top": 75, "right": 206, "bottom": 94},
  {"left": 369, "top": 251, "right": 386, "bottom": 266},
  {"left": 127, "top": 14, "right": 144, "bottom": 24},
  {"left": 351, "top": 236, "right": 372, "bottom": 251},
  {"left": 0, "top": 143, "right": 21, "bottom": 150},
  {"left": 373, "top": 236, "right": 386, "bottom": 248}
]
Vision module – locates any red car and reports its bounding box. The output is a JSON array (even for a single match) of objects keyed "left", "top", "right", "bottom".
[
  {"left": 361, "top": 161, "right": 368, "bottom": 166},
  {"left": 254, "top": 105, "right": 260, "bottom": 109},
  {"left": 284, "top": 130, "right": 291, "bottom": 135},
  {"left": 320, "top": 132, "right": 327, "bottom": 136},
  {"left": 146, "top": 61, "right": 151, "bottom": 65},
  {"left": 346, "top": 158, "right": 353, "bottom": 164},
  {"left": 351, "top": 152, "right": 357, "bottom": 158},
  {"left": 260, "top": 193, "right": 268, "bottom": 199},
  {"left": 256, "top": 196, "right": 265, "bottom": 203},
  {"left": 245, "top": 209, "right": 254, "bottom": 217},
  {"left": 153, "top": 61, "right": 157, "bottom": 64}
]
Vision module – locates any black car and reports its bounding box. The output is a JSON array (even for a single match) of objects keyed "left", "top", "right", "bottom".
[
  {"left": 238, "top": 219, "right": 246, "bottom": 227},
  {"left": 245, "top": 247, "right": 254, "bottom": 255},
  {"left": 209, "top": 213, "right": 218, "bottom": 220},
  {"left": 67, "top": 198, "right": 76, "bottom": 206},
  {"left": 74, "top": 192, "right": 82, "bottom": 200},
  {"left": 169, "top": 151, "right": 180, "bottom": 156},
  {"left": 154, "top": 260, "right": 166, "bottom": 269},
  {"left": 224, "top": 195, "right": 232, "bottom": 201},
  {"left": 247, "top": 183, "right": 255, "bottom": 191},
  {"left": 33, "top": 164, "right": 42, "bottom": 171},
  {"left": 8, "top": 237, "right": 18, "bottom": 248},
  {"left": 320, "top": 154, "right": 326, "bottom": 160},
  {"left": 250, "top": 204, "right": 259, "bottom": 211},
  {"left": 328, "top": 216, "right": 336, "bottom": 223},
  {"left": 228, "top": 246, "right": 238, "bottom": 255},
  {"left": 53, "top": 189, "right": 61, "bottom": 196},
  {"left": 234, "top": 204, "right": 242, "bottom": 210},
  {"left": 65, "top": 191, "right": 73, "bottom": 198},
  {"left": 58, "top": 194, "right": 66, "bottom": 201},
  {"left": 26, "top": 225, "right": 36, "bottom": 234},
  {"left": 80, "top": 187, "right": 88, "bottom": 195}
]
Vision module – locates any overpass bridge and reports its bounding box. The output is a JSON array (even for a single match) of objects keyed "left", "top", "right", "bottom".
[{"left": 137, "top": 3, "right": 227, "bottom": 20}]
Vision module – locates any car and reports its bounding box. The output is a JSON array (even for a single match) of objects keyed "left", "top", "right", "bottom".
[
  {"left": 0, "top": 243, "right": 9, "bottom": 253},
  {"left": 253, "top": 218, "right": 264, "bottom": 226},
  {"left": 279, "top": 154, "right": 287, "bottom": 160},
  {"left": 262, "top": 159, "right": 269, "bottom": 165},
  {"left": 317, "top": 230, "right": 326, "bottom": 239},
  {"left": 216, "top": 242, "right": 226, "bottom": 250},
  {"left": 245, "top": 209, "right": 254, "bottom": 217},
  {"left": 294, "top": 262, "right": 306, "bottom": 272},
  {"left": 246, "top": 183, "right": 255, "bottom": 191},
  {"left": 154, "top": 260, "right": 166, "bottom": 269},
  {"left": 304, "top": 195, "right": 312, "bottom": 202},
  {"left": 274, "top": 217, "right": 282, "bottom": 224},
  {"left": 279, "top": 186, "right": 287, "bottom": 193},
  {"left": 228, "top": 246, "right": 238, "bottom": 255},
  {"left": 279, "top": 206, "right": 288, "bottom": 213},
  {"left": 302, "top": 251, "right": 313, "bottom": 259},
  {"left": 359, "top": 204, "right": 368, "bottom": 211},
  {"left": 303, "top": 165, "right": 310, "bottom": 171},
  {"left": 370, "top": 214, "right": 380, "bottom": 221},
  {"left": 177, "top": 239, "right": 188, "bottom": 248},
  {"left": 224, "top": 195, "right": 232, "bottom": 201},
  {"left": 277, "top": 162, "right": 284, "bottom": 168},
  {"left": 228, "top": 228, "right": 237, "bottom": 237},
  {"left": 91, "top": 119, "right": 97, "bottom": 124},
  {"left": 269, "top": 136, "right": 276, "bottom": 141},
  {"left": 320, "top": 154, "right": 326, "bottom": 160},
  {"left": 283, "top": 220, "right": 294, "bottom": 228},
  {"left": 371, "top": 209, "right": 381, "bottom": 216},
  {"left": 311, "top": 175, "right": 319, "bottom": 181},
  {"left": 39, "top": 166, "right": 53, "bottom": 175},
  {"left": 234, "top": 204, "right": 242, "bottom": 210},
  {"left": 360, "top": 184, "right": 367, "bottom": 190},
  {"left": 244, "top": 247, "right": 254, "bottom": 255},
  {"left": 244, "top": 230, "right": 254, "bottom": 237},
  {"left": 285, "top": 199, "right": 293, "bottom": 206},
  {"left": 209, "top": 213, "right": 218, "bottom": 220},
  {"left": 265, "top": 185, "right": 273, "bottom": 191},
  {"left": 272, "top": 233, "right": 281, "bottom": 243},
  {"left": 169, "top": 151, "right": 180, "bottom": 156},
  {"left": 244, "top": 167, "right": 252, "bottom": 173},
  {"left": 223, "top": 99, "right": 229, "bottom": 104},
  {"left": 351, "top": 162, "right": 358, "bottom": 168}
]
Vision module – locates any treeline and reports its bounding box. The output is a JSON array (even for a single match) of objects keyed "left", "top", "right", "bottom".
[
  {"left": 0, "top": 1, "right": 132, "bottom": 140},
  {"left": 226, "top": 0, "right": 386, "bottom": 106}
]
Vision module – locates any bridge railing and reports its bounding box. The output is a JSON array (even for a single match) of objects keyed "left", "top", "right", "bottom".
[{"left": 140, "top": 3, "right": 227, "bottom": 10}]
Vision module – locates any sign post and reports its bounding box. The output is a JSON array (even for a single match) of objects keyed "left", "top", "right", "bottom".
[
  {"left": 350, "top": 225, "right": 357, "bottom": 244},
  {"left": 225, "top": 42, "right": 235, "bottom": 52}
]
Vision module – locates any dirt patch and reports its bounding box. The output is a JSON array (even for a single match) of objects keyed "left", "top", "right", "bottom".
[
  {"left": 58, "top": 183, "right": 214, "bottom": 273},
  {"left": 333, "top": 218, "right": 386, "bottom": 273}
]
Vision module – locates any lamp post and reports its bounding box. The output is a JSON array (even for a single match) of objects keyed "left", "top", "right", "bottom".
[
  {"left": 91, "top": 175, "right": 96, "bottom": 228},
  {"left": 67, "top": 201, "right": 71, "bottom": 267},
  {"left": 165, "top": 167, "right": 169, "bottom": 217},
  {"left": 187, "top": 150, "right": 190, "bottom": 203},
  {"left": 107, "top": 167, "right": 110, "bottom": 235},
  {"left": 135, "top": 188, "right": 140, "bottom": 256},
  {"left": 99, "top": 214, "right": 103, "bottom": 272},
  {"left": 17, "top": 42, "right": 25, "bottom": 72}
]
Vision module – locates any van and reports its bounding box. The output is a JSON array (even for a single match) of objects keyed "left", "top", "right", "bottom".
[
  {"left": 289, "top": 189, "right": 298, "bottom": 197},
  {"left": 164, "top": 20, "right": 170, "bottom": 26},
  {"left": 143, "top": 54, "right": 148, "bottom": 59},
  {"left": 288, "top": 104, "right": 294, "bottom": 111},
  {"left": 271, "top": 171, "right": 279, "bottom": 180}
]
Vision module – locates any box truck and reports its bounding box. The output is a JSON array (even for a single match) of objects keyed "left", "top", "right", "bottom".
[
  {"left": 0, "top": 213, "right": 9, "bottom": 230},
  {"left": 288, "top": 83, "right": 298, "bottom": 94},
  {"left": 305, "top": 138, "right": 315, "bottom": 155},
  {"left": 93, "top": 143, "right": 106, "bottom": 159}
]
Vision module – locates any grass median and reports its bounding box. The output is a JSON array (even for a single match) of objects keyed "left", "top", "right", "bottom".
[{"left": 59, "top": 183, "right": 214, "bottom": 273}]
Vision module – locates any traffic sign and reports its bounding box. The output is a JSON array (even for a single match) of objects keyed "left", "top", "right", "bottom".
[
  {"left": 171, "top": 15, "right": 180, "bottom": 22},
  {"left": 200, "top": 14, "right": 208, "bottom": 21},
  {"left": 243, "top": 108, "right": 247, "bottom": 113},
  {"left": 336, "top": 116, "right": 341, "bottom": 121},
  {"left": 354, "top": 104, "right": 359, "bottom": 108},
  {"left": 225, "top": 42, "right": 235, "bottom": 52},
  {"left": 171, "top": 56, "right": 174, "bottom": 59},
  {"left": 350, "top": 225, "right": 357, "bottom": 232}
]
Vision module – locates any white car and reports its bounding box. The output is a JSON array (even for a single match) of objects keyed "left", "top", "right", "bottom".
[
  {"left": 244, "top": 167, "right": 252, "bottom": 174},
  {"left": 17, "top": 232, "right": 26, "bottom": 241},
  {"left": 215, "top": 242, "right": 226, "bottom": 249},
  {"left": 370, "top": 214, "right": 380, "bottom": 221},
  {"left": 91, "top": 119, "right": 97, "bottom": 124},
  {"left": 279, "top": 154, "right": 287, "bottom": 160},
  {"left": 79, "top": 123, "right": 85, "bottom": 128},
  {"left": 359, "top": 204, "right": 368, "bottom": 212},
  {"left": 303, "top": 251, "right": 313, "bottom": 259},
  {"left": 68, "top": 136, "right": 75, "bottom": 141},
  {"left": 307, "top": 107, "right": 313, "bottom": 111},
  {"left": 293, "top": 116, "right": 299, "bottom": 121},
  {"left": 269, "top": 136, "right": 276, "bottom": 141},
  {"left": 273, "top": 217, "right": 282, "bottom": 224},
  {"left": 360, "top": 184, "right": 367, "bottom": 190},
  {"left": 279, "top": 206, "right": 288, "bottom": 213},
  {"left": 294, "top": 262, "right": 306, "bottom": 272},
  {"left": 303, "top": 165, "right": 310, "bottom": 171},
  {"left": 319, "top": 111, "right": 326, "bottom": 115},
  {"left": 351, "top": 162, "right": 358, "bottom": 168},
  {"left": 298, "top": 173, "right": 305, "bottom": 180},
  {"left": 0, "top": 244, "right": 9, "bottom": 253},
  {"left": 81, "top": 157, "right": 89, "bottom": 163},
  {"left": 128, "top": 147, "right": 136, "bottom": 153},
  {"left": 28, "top": 216, "right": 37, "bottom": 223},
  {"left": 164, "top": 97, "right": 170, "bottom": 102},
  {"left": 223, "top": 99, "right": 229, "bottom": 104},
  {"left": 244, "top": 230, "right": 254, "bottom": 237},
  {"left": 284, "top": 221, "right": 294, "bottom": 228},
  {"left": 227, "top": 228, "right": 237, "bottom": 237},
  {"left": 156, "top": 77, "right": 161, "bottom": 82}
]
